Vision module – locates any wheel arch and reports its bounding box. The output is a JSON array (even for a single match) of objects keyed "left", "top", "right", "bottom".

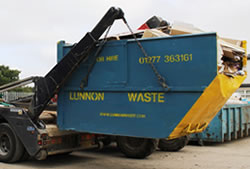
[
  {"left": 0, "top": 109, "right": 41, "bottom": 157},
  {"left": 0, "top": 114, "right": 8, "bottom": 124}
]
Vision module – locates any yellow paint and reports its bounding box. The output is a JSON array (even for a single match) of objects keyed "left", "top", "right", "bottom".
[
  {"left": 158, "top": 93, "right": 165, "bottom": 103},
  {"left": 242, "top": 40, "right": 247, "bottom": 52},
  {"left": 69, "top": 92, "right": 104, "bottom": 101},
  {"left": 139, "top": 56, "right": 161, "bottom": 64},
  {"left": 128, "top": 92, "right": 165, "bottom": 103},
  {"left": 96, "top": 55, "right": 119, "bottom": 62},
  {"left": 138, "top": 54, "right": 192, "bottom": 64},
  {"left": 243, "top": 56, "right": 247, "bottom": 68},
  {"left": 168, "top": 73, "right": 246, "bottom": 139},
  {"left": 100, "top": 112, "right": 146, "bottom": 118},
  {"left": 242, "top": 40, "right": 247, "bottom": 67},
  {"left": 96, "top": 56, "right": 105, "bottom": 62},
  {"left": 164, "top": 54, "right": 192, "bottom": 63},
  {"left": 106, "top": 55, "right": 118, "bottom": 62}
]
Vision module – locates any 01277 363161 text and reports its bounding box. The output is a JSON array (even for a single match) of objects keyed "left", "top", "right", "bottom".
[{"left": 138, "top": 53, "right": 192, "bottom": 64}]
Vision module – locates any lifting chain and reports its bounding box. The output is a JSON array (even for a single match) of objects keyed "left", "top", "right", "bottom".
[
  {"left": 81, "top": 16, "right": 170, "bottom": 92},
  {"left": 80, "top": 25, "right": 112, "bottom": 89},
  {"left": 122, "top": 17, "right": 170, "bottom": 91}
]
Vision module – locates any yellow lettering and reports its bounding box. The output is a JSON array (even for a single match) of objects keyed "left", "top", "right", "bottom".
[
  {"left": 164, "top": 55, "right": 169, "bottom": 63},
  {"left": 137, "top": 114, "right": 146, "bottom": 118},
  {"left": 151, "top": 93, "right": 157, "bottom": 102},
  {"left": 81, "top": 93, "right": 86, "bottom": 100},
  {"left": 164, "top": 54, "right": 192, "bottom": 63},
  {"left": 170, "top": 55, "right": 174, "bottom": 63},
  {"left": 91, "top": 93, "right": 94, "bottom": 100},
  {"left": 85, "top": 93, "right": 91, "bottom": 101},
  {"left": 128, "top": 93, "right": 137, "bottom": 102},
  {"left": 69, "top": 92, "right": 74, "bottom": 100},
  {"left": 98, "top": 92, "right": 104, "bottom": 101},
  {"left": 69, "top": 92, "right": 104, "bottom": 101},
  {"left": 97, "top": 55, "right": 119, "bottom": 62},
  {"left": 100, "top": 112, "right": 145, "bottom": 118},
  {"left": 137, "top": 93, "right": 144, "bottom": 102},
  {"left": 96, "top": 56, "right": 105, "bottom": 62},
  {"left": 144, "top": 93, "right": 151, "bottom": 102},
  {"left": 106, "top": 56, "right": 111, "bottom": 61},
  {"left": 139, "top": 57, "right": 144, "bottom": 64},
  {"left": 73, "top": 92, "right": 79, "bottom": 100},
  {"left": 92, "top": 93, "right": 97, "bottom": 101},
  {"left": 175, "top": 54, "right": 180, "bottom": 62},
  {"left": 158, "top": 93, "right": 165, "bottom": 103},
  {"left": 113, "top": 55, "right": 118, "bottom": 61},
  {"left": 156, "top": 56, "right": 161, "bottom": 62},
  {"left": 78, "top": 92, "right": 84, "bottom": 100},
  {"left": 139, "top": 56, "right": 161, "bottom": 64},
  {"left": 184, "top": 54, "right": 189, "bottom": 61},
  {"left": 128, "top": 92, "right": 164, "bottom": 103}
]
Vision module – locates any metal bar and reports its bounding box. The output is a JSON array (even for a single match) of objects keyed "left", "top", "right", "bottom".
[
  {"left": 0, "top": 76, "right": 40, "bottom": 93},
  {"left": 29, "top": 7, "right": 124, "bottom": 121}
]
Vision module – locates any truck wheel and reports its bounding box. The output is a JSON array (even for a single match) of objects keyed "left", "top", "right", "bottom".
[
  {"left": 0, "top": 123, "right": 24, "bottom": 163},
  {"left": 102, "top": 139, "right": 112, "bottom": 146},
  {"left": 158, "top": 136, "right": 189, "bottom": 152},
  {"left": 116, "top": 136, "right": 156, "bottom": 159},
  {"left": 102, "top": 136, "right": 113, "bottom": 146}
]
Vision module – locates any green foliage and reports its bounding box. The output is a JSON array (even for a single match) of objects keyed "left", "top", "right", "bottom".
[
  {"left": 0, "top": 65, "right": 33, "bottom": 92},
  {"left": 0, "top": 65, "right": 20, "bottom": 86},
  {"left": 13, "top": 86, "right": 33, "bottom": 92}
]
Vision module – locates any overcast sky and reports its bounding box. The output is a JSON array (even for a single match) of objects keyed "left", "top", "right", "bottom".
[{"left": 1, "top": 0, "right": 249, "bottom": 78}]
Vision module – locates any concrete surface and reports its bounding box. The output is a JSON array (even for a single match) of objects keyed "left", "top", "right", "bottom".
[{"left": 1, "top": 137, "right": 250, "bottom": 169}]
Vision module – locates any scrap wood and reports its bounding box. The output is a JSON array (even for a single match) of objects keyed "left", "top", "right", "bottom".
[
  {"left": 222, "top": 47, "right": 236, "bottom": 59},
  {"left": 220, "top": 37, "right": 242, "bottom": 47},
  {"left": 169, "top": 22, "right": 204, "bottom": 35},
  {"left": 218, "top": 38, "right": 245, "bottom": 54},
  {"left": 142, "top": 29, "right": 169, "bottom": 38}
]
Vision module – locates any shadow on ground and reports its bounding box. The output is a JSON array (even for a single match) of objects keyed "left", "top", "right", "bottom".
[
  {"left": 18, "top": 152, "right": 96, "bottom": 168},
  {"left": 17, "top": 145, "right": 125, "bottom": 168},
  {"left": 83, "top": 144, "right": 124, "bottom": 157}
]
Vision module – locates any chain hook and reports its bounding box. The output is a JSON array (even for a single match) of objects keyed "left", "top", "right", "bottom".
[{"left": 122, "top": 16, "right": 170, "bottom": 91}]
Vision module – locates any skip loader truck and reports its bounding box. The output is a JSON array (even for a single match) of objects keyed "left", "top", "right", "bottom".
[{"left": 0, "top": 7, "right": 247, "bottom": 162}]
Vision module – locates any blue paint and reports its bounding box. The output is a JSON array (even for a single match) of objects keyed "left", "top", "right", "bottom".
[
  {"left": 57, "top": 33, "right": 218, "bottom": 138},
  {"left": 190, "top": 104, "right": 250, "bottom": 142}
]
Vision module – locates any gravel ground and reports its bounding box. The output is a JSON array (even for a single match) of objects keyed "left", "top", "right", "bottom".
[{"left": 1, "top": 137, "right": 250, "bottom": 169}]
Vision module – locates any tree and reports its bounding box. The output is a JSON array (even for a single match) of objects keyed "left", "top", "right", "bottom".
[
  {"left": 0, "top": 65, "right": 33, "bottom": 92},
  {"left": 0, "top": 65, "right": 20, "bottom": 86},
  {"left": 14, "top": 86, "right": 33, "bottom": 92}
]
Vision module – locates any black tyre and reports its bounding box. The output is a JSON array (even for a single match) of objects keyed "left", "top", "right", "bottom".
[
  {"left": 158, "top": 136, "right": 189, "bottom": 152},
  {"left": 0, "top": 123, "right": 24, "bottom": 163},
  {"left": 116, "top": 136, "right": 156, "bottom": 159},
  {"left": 102, "top": 136, "right": 113, "bottom": 146}
]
